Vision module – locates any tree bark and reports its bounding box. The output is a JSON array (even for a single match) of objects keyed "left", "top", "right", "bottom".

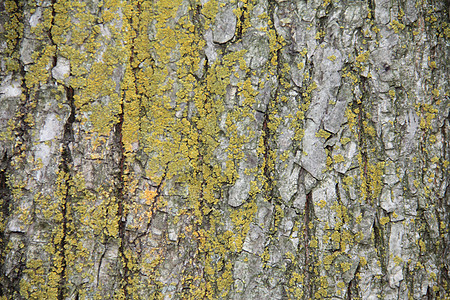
[{"left": 0, "top": 0, "right": 449, "bottom": 299}]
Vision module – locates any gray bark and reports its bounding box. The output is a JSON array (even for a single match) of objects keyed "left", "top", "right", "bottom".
[{"left": 0, "top": 0, "right": 449, "bottom": 299}]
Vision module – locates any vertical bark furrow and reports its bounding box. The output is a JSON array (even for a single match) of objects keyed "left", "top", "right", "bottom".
[
  {"left": 56, "top": 85, "right": 75, "bottom": 300},
  {"left": 115, "top": 99, "right": 129, "bottom": 298},
  {"left": 0, "top": 152, "right": 14, "bottom": 296}
]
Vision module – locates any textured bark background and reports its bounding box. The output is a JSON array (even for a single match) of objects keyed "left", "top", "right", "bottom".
[{"left": 0, "top": 0, "right": 449, "bottom": 299}]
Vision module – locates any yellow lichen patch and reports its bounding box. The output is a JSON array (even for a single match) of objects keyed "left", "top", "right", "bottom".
[
  {"left": 380, "top": 216, "right": 390, "bottom": 225},
  {"left": 393, "top": 256, "right": 403, "bottom": 266},
  {"left": 345, "top": 107, "right": 358, "bottom": 134},
  {"left": 390, "top": 19, "right": 405, "bottom": 33},
  {"left": 418, "top": 239, "right": 426, "bottom": 253},
  {"left": 322, "top": 0, "right": 331, "bottom": 7},
  {"left": 340, "top": 261, "right": 352, "bottom": 272},
  {"left": 359, "top": 256, "right": 367, "bottom": 267},
  {"left": 388, "top": 89, "right": 396, "bottom": 99},
  {"left": 142, "top": 189, "right": 157, "bottom": 205},
  {"left": 3, "top": 1, "right": 24, "bottom": 71},
  {"left": 355, "top": 51, "right": 369, "bottom": 63},
  {"left": 316, "top": 129, "right": 331, "bottom": 139},
  {"left": 340, "top": 137, "right": 351, "bottom": 145},
  {"left": 201, "top": 0, "right": 218, "bottom": 22},
  {"left": 318, "top": 199, "right": 327, "bottom": 208},
  {"left": 359, "top": 160, "right": 385, "bottom": 203},
  {"left": 327, "top": 55, "right": 336, "bottom": 61},
  {"left": 333, "top": 154, "right": 345, "bottom": 163}
]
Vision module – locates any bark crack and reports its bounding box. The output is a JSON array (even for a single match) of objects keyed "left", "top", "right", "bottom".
[
  {"left": 303, "top": 190, "right": 314, "bottom": 298},
  {"left": 56, "top": 85, "right": 76, "bottom": 300},
  {"left": 115, "top": 98, "right": 129, "bottom": 298},
  {"left": 49, "top": 0, "right": 58, "bottom": 70},
  {"left": 0, "top": 152, "right": 17, "bottom": 297}
]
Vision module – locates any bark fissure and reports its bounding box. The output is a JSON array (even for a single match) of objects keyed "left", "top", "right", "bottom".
[
  {"left": 133, "top": 169, "right": 166, "bottom": 244},
  {"left": 372, "top": 217, "right": 387, "bottom": 276},
  {"left": 0, "top": 152, "right": 15, "bottom": 296},
  {"left": 49, "top": 0, "right": 58, "bottom": 70},
  {"left": 235, "top": 2, "right": 249, "bottom": 41},
  {"left": 347, "top": 263, "right": 361, "bottom": 299},
  {"left": 1, "top": 2, "right": 33, "bottom": 295},
  {"left": 115, "top": 99, "right": 129, "bottom": 298},
  {"left": 16, "top": 63, "right": 32, "bottom": 155},
  {"left": 264, "top": 0, "right": 283, "bottom": 203},
  {"left": 303, "top": 190, "right": 314, "bottom": 299},
  {"left": 96, "top": 246, "right": 107, "bottom": 288},
  {"left": 56, "top": 85, "right": 76, "bottom": 300},
  {"left": 263, "top": 0, "right": 286, "bottom": 260}
]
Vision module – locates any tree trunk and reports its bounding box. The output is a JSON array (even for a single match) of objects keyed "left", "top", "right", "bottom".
[{"left": 1, "top": 0, "right": 449, "bottom": 299}]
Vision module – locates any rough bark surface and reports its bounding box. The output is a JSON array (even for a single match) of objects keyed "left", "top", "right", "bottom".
[{"left": 0, "top": 0, "right": 449, "bottom": 299}]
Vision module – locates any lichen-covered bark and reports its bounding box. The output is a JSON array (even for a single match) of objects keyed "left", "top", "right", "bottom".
[{"left": 0, "top": 0, "right": 449, "bottom": 299}]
